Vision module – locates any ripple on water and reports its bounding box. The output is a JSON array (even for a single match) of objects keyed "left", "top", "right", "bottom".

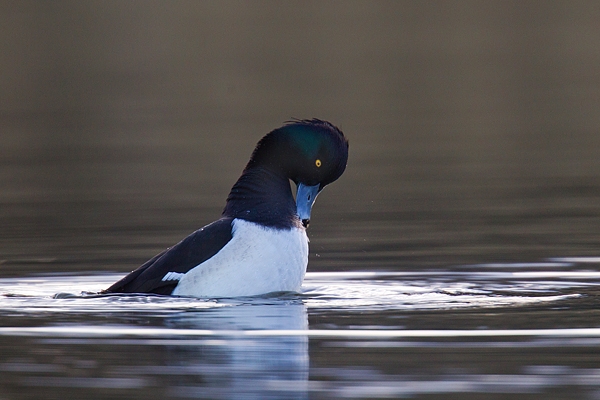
[
  {"left": 0, "top": 261, "right": 595, "bottom": 319},
  {"left": 1, "top": 262, "right": 600, "bottom": 400}
]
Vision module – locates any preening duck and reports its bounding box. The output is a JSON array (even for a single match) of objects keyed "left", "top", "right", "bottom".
[{"left": 104, "top": 119, "right": 348, "bottom": 297}]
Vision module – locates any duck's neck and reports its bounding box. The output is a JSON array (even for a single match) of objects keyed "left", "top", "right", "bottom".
[{"left": 222, "top": 166, "right": 300, "bottom": 229}]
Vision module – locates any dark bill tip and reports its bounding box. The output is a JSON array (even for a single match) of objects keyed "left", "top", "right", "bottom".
[{"left": 301, "top": 219, "right": 310, "bottom": 228}]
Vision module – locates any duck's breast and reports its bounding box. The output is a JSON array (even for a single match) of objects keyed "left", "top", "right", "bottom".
[{"left": 172, "top": 218, "right": 308, "bottom": 297}]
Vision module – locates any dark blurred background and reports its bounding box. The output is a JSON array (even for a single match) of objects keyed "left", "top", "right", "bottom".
[{"left": 1, "top": 1, "right": 600, "bottom": 275}]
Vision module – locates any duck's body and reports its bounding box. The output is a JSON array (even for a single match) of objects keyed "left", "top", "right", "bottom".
[
  {"left": 173, "top": 219, "right": 308, "bottom": 297},
  {"left": 105, "top": 119, "right": 348, "bottom": 298}
]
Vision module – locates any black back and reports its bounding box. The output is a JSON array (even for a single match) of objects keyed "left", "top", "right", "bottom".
[{"left": 104, "top": 218, "right": 234, "bottom": 295}]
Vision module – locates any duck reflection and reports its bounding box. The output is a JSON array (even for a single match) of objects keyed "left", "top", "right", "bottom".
[{"left": 163, "top": 298, "right": 308, "bottom": 400}]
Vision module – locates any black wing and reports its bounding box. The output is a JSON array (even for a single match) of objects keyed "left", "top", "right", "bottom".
[{"left": 104, "top": 218, "right": 234, "bottom": 295}]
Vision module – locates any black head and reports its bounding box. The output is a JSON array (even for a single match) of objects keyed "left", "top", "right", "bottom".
[
  {"left": 245, "top": 119, "right": 348, "bottom": 227},
  {"left": 248, "top": 119, "right": 349, "bottom": 189},
  {"left": 224, "top": 119, "right": 348, "bottom": 229}
]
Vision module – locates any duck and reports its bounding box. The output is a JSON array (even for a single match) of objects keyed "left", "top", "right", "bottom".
[{"left": 104, "top": 119, "right": 349, "bottom": 297}]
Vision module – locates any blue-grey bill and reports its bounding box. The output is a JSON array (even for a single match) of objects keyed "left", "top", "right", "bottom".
[{"left": 296, "top": 183, "right": 320, "bottom": 228}]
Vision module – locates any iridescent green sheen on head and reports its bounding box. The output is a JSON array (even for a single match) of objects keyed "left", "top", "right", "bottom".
[
  {"left": 281, "top": 119, "right": 348, "bottom": 185},
  {"left": 231, "top": 119, "right": 348, "bottom": 228},
  {"left": 283, "top": 123, "right": 323, "bottom": 159},
  {"left": 246, "top": 118, "right": 348, "bottom": 188}
]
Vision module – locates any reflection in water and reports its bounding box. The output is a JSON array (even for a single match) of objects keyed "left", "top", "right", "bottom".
[
  {"left": 0, "top": 296, "right": 309, "bottom": 399},
  {"left": 1, "top": 264, "right": 600, "bottom": 398},
  {"left": 163, "top": 302, "right": 308, "bottom": 400}
]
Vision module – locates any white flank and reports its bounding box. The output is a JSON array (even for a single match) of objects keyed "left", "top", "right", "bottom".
[{"left": 172, "top": 219, "right": 309, "bottom": 298}]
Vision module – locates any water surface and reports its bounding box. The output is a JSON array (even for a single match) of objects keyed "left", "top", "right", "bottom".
[
  {"left": 3, "top": 3, "right": 600, "bottom": 398},
  {"left": 2, "top": 261, "right": 600, "bottom": 399}
]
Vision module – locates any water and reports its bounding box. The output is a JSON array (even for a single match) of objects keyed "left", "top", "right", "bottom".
[
  {"left": 2, "top": 263, "right": 600, "bottom": 399},
  {"left": 3, "top": 121, "right": 600, "bottom": 399},
  {"left": 4, "top": 2, "right": 600, "bottom": 399}
]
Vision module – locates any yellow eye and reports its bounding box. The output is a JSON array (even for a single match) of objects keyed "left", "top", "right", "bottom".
[{"left": 315, "top": 159, "right": 322, "bottom": 167}]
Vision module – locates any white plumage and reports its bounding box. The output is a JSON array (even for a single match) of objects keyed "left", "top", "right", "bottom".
[{"left": 172, "top": 218, "right": 308, "bottom": 297}]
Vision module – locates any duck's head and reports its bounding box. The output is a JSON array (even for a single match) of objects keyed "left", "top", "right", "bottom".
[{"left": 248, "top": 119, "right": 349, "bottom": 227}]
